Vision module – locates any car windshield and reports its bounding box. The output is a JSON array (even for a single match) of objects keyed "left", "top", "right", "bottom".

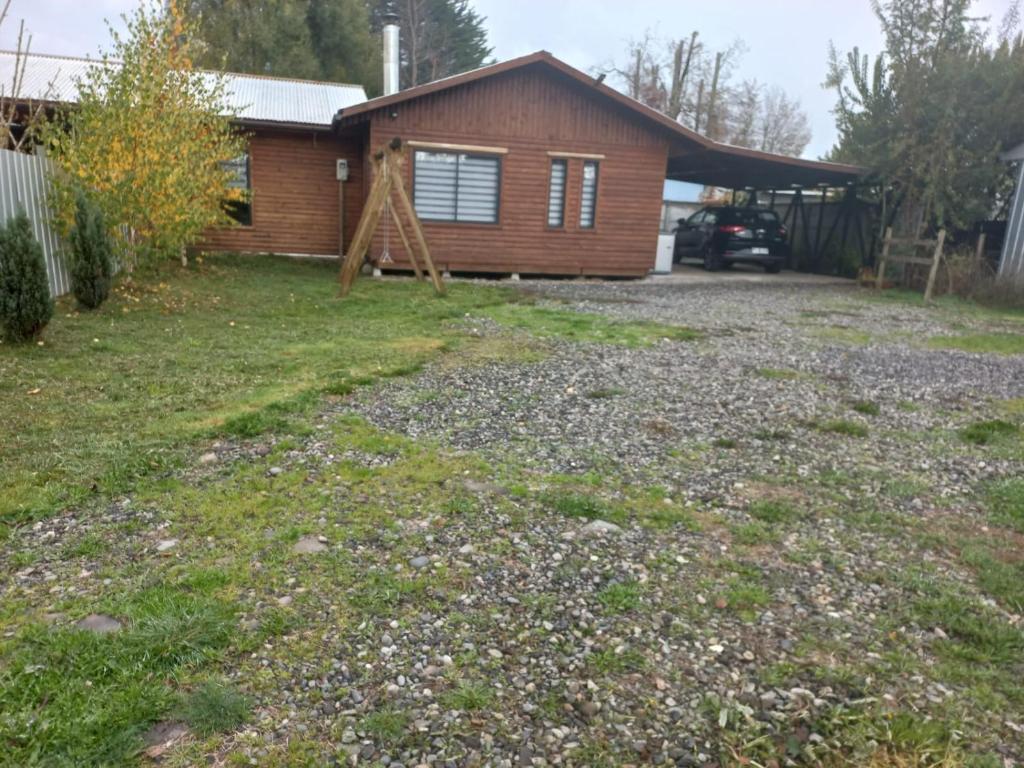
[{"left": 722, "top": 209, "right": 780, "bottom": 228}]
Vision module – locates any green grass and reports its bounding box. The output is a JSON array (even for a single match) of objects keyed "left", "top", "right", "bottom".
[
  {"left": 596, "top": 581, "right": 642, "bottom": 613},
  {"left": 755, "top": 367, "right": 800, "bottom": 380},
  {"left": 817, "top": 419, "right": 869, "bottom": 437},
  {"left": 851, "top": 400, "right": 881, "bottom": 416},
  {"left": 959, "top": 419, "right": 1019, "bottom": 446},
  {"left": 0, "top": 588, "right": 235, "bottom": 766},
  {"left": 731, "top": 520, "right": 780, "bottom": 546},
  {"left": 588, "top": 647, "right": 647, "bottom": 674},
  {"left": 0, "top": 254, "right": 513, "bottom": 522},
  {"left": 986, "top": 478, "right": 1024, "bottom": 532},
  {"left": 349, "top": 571, "right": 430, "bottom": 616},
  {"left": 177, "top": 679, "right": 251, "bottom": 737},
  {"left": 748, "top": 499, "right": 801, "bottom": 524},
  {"left": 960, "top": 544, "right": 1024, "bottom": 613},
  {"left": 542, "top": 490, "right": 624, "bottom": 523},
  {"left": 483, "top": 303, "right": 700, "bottom": 346},
  {"left": 928, "top": 332, "right": 1024, "bottom": 355},
  {"left": 361, "top": 708, "right": 409, "bottom": 744},
  {"left": 440, "top": 680, "right": 494, "bottom": 711},
  {"left": 912, "top": 590, "right": 1023, "bottom": 666},
  {"left": 585, "top": 386, "right": 626, "bottom": 399},
  {"left": 812, "top": 325, "right": 874, "bottom": 346}
]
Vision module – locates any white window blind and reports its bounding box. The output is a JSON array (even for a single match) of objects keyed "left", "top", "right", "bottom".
[
  {"left": 580, "top": 161, "right": 598, "bottom": 228},
  {"left": 414, "top": 150, "right": 500, "bottom": 223},
  {"left": 547, "top": 159, "right": 567, "bottom": 227}
]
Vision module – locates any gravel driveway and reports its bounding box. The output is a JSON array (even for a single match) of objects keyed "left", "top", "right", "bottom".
[
  {"left": 12, "top": 277, "right": 1022, "bottom": 766},
  {"left": 316, "top": 278, "right": 1024, "bottom": 766}
]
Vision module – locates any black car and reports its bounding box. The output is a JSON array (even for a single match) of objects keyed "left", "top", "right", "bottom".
[{"left": 673, "top": 206, "right": 788, "bottom": 272}]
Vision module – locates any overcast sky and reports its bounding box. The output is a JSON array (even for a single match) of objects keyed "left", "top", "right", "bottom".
[{"left": 4, "top": 0, "right": 1016, "bottom": 160}]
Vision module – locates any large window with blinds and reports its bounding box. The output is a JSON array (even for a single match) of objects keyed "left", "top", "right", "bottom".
[
  {"left": 413, "top": 150, "right": 501, "bottom": 224},
  {"left": 547, "top": 159, "right": 567, "bottom": 227},
  {"left": 579, "top": 160, "right": 599, "bottom": 229}
]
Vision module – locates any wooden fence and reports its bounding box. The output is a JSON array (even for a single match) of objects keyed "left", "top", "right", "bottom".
[{"left": 0, "top": 148, "right": 69, "bottom": 296}]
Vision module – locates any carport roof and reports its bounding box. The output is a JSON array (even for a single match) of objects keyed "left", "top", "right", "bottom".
[
  {"left": 666, "top": 141, "right": 865, "bottom": 190},
  {"left": 337, "top": 50, "right": 867, "bottom": 190}
]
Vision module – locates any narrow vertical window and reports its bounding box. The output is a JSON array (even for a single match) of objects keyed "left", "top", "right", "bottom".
[
  {"left": 222, "top": 150, "right": 252, "bottom": 225},
  {"left": 547, "top": 159, "right": 567, "bottom": 227},
  {"left": 579, "top": 160, "right": 598, "bottom": 229}
]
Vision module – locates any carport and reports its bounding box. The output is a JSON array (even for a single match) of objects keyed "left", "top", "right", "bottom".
[{"left": 665, "top": 140, "right": 870, "bottom": 273}]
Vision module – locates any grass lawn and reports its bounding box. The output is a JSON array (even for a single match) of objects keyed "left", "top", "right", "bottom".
[{"left": 0, "top": 255, "right": 508, "bottom": 520}]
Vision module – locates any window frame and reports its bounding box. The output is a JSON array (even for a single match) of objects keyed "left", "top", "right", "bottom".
[
  {"left": 546, "top": 158, "right": 568, "bottom": 229},
  {"left": 579, "top": 160, "right": 599, "bottom": 230},
  {"left": 411, "top": 149, "right": 503, "bottom": 226}
]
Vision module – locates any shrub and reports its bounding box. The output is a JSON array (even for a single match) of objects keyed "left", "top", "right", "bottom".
[
  {"left": 68, "top": 192, "right": 113, "bottom": 309},
  {"left": 0, "top": 211, "right": 53, "bottom": 342},
  {"left": 960, "top": 419, "right": 1018, "bottom": 446}
]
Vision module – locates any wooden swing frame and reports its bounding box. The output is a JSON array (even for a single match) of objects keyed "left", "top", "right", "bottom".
[{"left": 338, "top": 137, "right": 445, "bottom": 297}]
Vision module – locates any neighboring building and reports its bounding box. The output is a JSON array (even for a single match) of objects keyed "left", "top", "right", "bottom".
[
  {"left": 2, "top": 44, "right": 864, "bottom": 278},
  {"left": 999, "top": 142, "right": 1024, "bottom": 281},
  {"left": 0, "top": 50, "right": 367, "bottom": 259}
]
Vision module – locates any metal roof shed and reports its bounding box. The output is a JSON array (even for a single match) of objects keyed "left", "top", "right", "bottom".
[{"left": 0, "top": 50, "right": 368, "bottom": 127}]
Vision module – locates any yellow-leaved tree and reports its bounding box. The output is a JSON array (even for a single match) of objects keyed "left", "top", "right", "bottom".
[{"left": 47, "top": 1, "right": 244, "bottom": 269}]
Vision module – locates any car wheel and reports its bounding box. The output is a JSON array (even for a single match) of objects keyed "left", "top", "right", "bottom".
[
  {"left": 702, "top": 247, "right": 722, "bottom": 272},
  {"left": 764, "top": 262, "right": 782, "bottom": 274}
]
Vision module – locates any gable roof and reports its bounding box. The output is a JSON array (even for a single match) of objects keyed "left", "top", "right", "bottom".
[
  {"left": 336, "top": 50, "right": 865, "bottom": 189},
  {"left": 0, "top": 50, "right": 367, "bottom": 128}
]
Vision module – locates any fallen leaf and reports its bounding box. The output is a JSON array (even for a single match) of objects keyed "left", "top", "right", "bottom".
[{"left": 27, "top": 388, "right": 41, "bottom": 395}]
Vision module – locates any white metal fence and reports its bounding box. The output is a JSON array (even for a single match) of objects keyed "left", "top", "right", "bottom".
[{"left": 0, "top": 148, "right": 69, "bottom": 296}]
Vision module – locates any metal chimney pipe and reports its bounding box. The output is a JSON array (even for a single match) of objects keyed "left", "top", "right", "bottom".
[{"left": 382, "top": 13, "right": 400, "bottom": 96}]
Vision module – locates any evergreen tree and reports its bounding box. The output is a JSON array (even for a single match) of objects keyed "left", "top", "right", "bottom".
[
  {"left": 188, "top": 0, "right": 382, "bottom": 92},
  {"left": 826, "top": 0, "right": 1024, "bottom": 231},
  {"left": 0, "top": 211, "right": 53, "bottom": 343},
  {"left": 187, "top": 0, "right": 321, "bottom": 79},
  {"left": 68, "top": 192, "right": 114, "bottom": 310},
  {"left": 370, "top": 0, "right": 493, "bottom": 88},
  {"left": 308, "top": 0, "right": 381, "bottom": 91}
]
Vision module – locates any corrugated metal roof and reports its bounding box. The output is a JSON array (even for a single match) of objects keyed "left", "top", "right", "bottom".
[{"left": 0, "top": 50, "right": 367, "bottom": 126}]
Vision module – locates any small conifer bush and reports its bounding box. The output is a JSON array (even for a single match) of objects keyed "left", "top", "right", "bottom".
[
  {"left": 0, "top": 211, "right": 53, "bottom": 342},
  {"left": 69, "top": 192, "right": 114, "bottom": 309}
]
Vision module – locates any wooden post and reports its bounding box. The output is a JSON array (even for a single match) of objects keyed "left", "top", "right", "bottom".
[
  {"left": 875, "top": 226, "right": 892, "bottom": 289},
  {"left": 974, "top": 231, "right": 987, "bottom": 272},
  {"left": 391, "top": 207, "right": 424, "bottom": 281},
  {"left": 923, "top": 228, "right": 946, "bottom": 303},
  {"left": 339, "top": 155, "right": 392, "bottom": 295},
  {"left": 338, "top": 180, "right": 345, "bottom": 259},
  {"left": 388, "top": 159, "right": 445, "bottom": 295}
]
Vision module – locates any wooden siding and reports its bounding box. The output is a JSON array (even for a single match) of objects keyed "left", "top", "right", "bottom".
[
  {"left": 362, "top": 66, "right": 669, "bottom": 277},
  {"left": 200, "top": 128, "right": 365, "bottom": 257}
]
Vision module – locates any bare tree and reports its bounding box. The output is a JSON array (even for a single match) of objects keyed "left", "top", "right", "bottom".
[
  {"left": 0, "top": 0, "right": 53, "bottom": 152},
  {"left": 728, "top": 79, "right": 760, "bottom": 148},
  {"left": 601, "top": 31, "right": 810, "bottom": 155},
  {"left": 758, "top": 86, "right": 812, "bottom": 156},
  {"left": 666, "top": 31, "right": 699, "bottom": 121}
]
